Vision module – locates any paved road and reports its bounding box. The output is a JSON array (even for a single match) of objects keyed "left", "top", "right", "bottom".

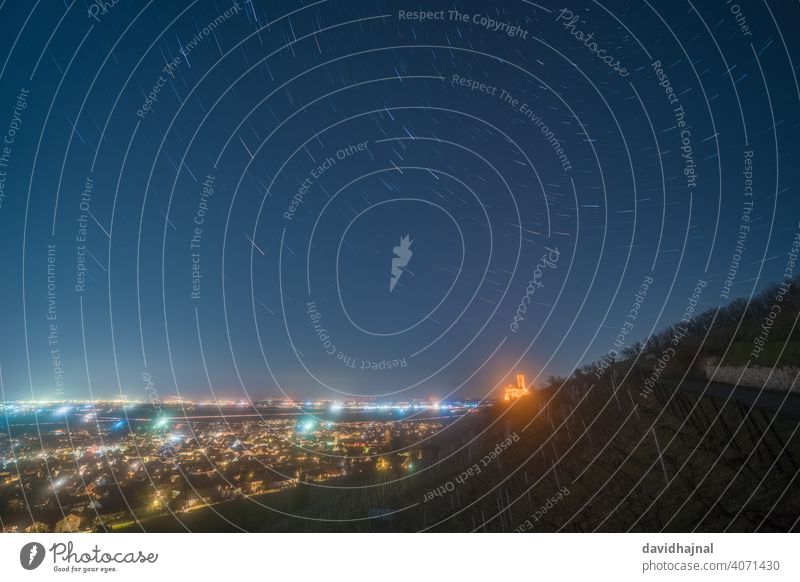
[{"left": 669, "top": 379, "right": 800, "bottom": 417}]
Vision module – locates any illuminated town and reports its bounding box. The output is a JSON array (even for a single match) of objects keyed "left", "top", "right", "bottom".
[{"left": 0, "top": 397, "right": 487, "bottom": 532}]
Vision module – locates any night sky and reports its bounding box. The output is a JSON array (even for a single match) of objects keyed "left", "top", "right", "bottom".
[{"left": 0, "top": 0, "right": 798, "bottom": 401}]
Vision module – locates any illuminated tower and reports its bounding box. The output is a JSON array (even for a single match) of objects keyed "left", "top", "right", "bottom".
[{"left": 504, "top": 372, "right": 531, "bottom": 401}]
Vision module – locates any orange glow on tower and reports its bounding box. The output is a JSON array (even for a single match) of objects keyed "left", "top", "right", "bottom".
[{"left": 504, "top": 373, "right": 531, "bottom": 401}]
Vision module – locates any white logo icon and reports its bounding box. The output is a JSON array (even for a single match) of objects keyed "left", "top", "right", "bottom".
[
  {"left": 390, "top": 235, "right": 413, "bottom": 293},
  {"left": 20, "top": 542, "right": 46, "bottom": 570}
]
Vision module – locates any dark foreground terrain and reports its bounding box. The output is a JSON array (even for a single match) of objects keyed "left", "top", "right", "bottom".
[{"left": 123, "top": 376, "right": 800, "bottom": 532}]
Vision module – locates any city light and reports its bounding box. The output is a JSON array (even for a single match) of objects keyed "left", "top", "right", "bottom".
[
  {"left": 297, "top": 419, "right": 317, "bottom": 434},
  {"left": 0, "top": 397, "right": 483, "bottom": 532}
]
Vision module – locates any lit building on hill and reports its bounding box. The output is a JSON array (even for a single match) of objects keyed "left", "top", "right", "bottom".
[{"left": 504, "top": 373, "right": 531, "bottom": 401}]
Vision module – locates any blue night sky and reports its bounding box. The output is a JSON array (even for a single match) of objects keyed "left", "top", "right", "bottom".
[{"left": 0, "top": 0, "right": 798, "bottom": 401}]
